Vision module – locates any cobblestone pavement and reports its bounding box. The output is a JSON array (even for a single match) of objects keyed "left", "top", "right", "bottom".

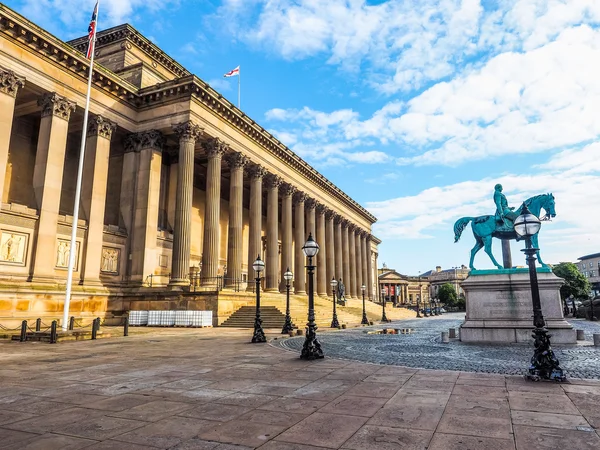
[{"left": 275, "top": 313, "right": 600, "bottom": 379}]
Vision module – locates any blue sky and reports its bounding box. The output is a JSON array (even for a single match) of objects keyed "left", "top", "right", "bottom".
[{"left": 10, "top": 0, "right": 600, "bottom": 274}]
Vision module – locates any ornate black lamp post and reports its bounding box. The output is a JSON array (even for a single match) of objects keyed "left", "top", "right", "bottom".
[
  {"left": 360, "top": 284, "right": 369, "bottom": 325},
  {"left": 300, "top": 233, "right": 324, "bottom": 360},
  {"left": 282, "top": 267, "right": 294, "bottom": 334},
  {"left": 330, "top": 278, "right": 340, "bottom": 328},
  {"left": 416, "top": 294, "right": 422, "bottom": 318},
  {"left": 514, "top": 203, "right": 566, "bottom": 381},
  {"left": 381, "top": 286, "right": 389, "bottom": 323},
  {"left": 251, "top": 255, "right": 266, "bottom": 343}
]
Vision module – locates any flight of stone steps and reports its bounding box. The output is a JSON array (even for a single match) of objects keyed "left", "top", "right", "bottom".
[{"left": 219, "top": 290, "right": 415, "bottom": 329}]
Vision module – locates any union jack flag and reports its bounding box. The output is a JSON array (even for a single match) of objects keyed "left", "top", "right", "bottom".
[{"left": 86, "top": 1, "right": 99, "bottom": 59}]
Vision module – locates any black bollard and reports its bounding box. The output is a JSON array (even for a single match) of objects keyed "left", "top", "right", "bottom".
[
  {"left": 91, "top": 318, "right": 98, "bottom": 340},
  {"left": 35, "top": 318, "right": 41, "bottom": 332},
  {"left": 50, "top": 320, "right": 57, "bottom": 344},
  {"left": 69, "top": 316, "right": 75, "bottom": 331},
  {"left": 19, "top": 320, "right": 27, "bottom": 342},
  {"left": 123, "top": 316, "right": 129, "bottom": 337}
]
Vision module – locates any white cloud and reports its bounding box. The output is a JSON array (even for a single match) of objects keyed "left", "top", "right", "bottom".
[
  {"left": 213, "top": 0, "right": 600, "bottom": 94},
  {"left": 262, "top": 23, "right": 600, "bottom": 168}
]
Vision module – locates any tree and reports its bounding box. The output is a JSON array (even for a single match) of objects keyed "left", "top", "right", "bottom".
[
  {"left": 552, "top": 262, "right": 591, "bottom": 300},
  {"left": 438, "top": 283, "right": 458, "bottom": 306}
]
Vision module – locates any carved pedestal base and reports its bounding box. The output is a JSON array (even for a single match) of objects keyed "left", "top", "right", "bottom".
[{"left": 460, "top": 270, "right": 575, "bottom": 344}]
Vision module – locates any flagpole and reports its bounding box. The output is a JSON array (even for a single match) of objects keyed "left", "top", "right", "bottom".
[
  {"left": 238, "top": 66, "right": 240, "bottom": 109},
  {"left": 62, "top": 0, "right": 100, "bottom": 331}
]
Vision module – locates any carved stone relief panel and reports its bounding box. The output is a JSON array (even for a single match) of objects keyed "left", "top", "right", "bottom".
[
  {"left": 55, "top": 239, "right": 80, "bottom": 270},
  {"left": 0, "top": 231, "right": 28, "bottom": 265},
  {"left": 100, "top": 247, "right": 120, "bottom": 274}
]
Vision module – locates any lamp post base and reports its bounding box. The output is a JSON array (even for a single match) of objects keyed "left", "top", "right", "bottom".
[
  {"left": 251, "top": 316, "right": 266, "bottom": 343},
  {"left": 527, "top": 327, "right": 566, "bottom": 382},
  {"left": 361, "top": 313, "right": 369, "bottom": 325},
  {"left": 330, "top": 314, "right": 340, "bottom": 328},
  {"left": 300, "top": 325, "right": 324, "bottom": 360},
  {"left": 381, "top": 311, "right": 388, "bottom": 322},
  {"left": 281, "top": 315, "right": 294, "bottom": 334}
]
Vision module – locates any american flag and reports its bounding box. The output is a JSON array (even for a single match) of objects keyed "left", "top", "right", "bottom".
[
  {"left": 86, "top": 1, "right": 99, "bottom": 59},
  {"left": 224, "top": 66, "right": 240, "bottom": 77}
]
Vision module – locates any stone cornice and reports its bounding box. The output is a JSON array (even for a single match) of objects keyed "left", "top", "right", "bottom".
[
  {"left": 67, "top": 24, "right": 190, "bottom": 79},
  {"left": 0, "top": 6, "right": 138, "bottom": 102}
]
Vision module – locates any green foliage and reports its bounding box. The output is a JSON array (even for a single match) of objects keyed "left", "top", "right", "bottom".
[
  {"left": 552, "top": 262, "right": 591, "bottom": 300},
  {"left": 438, "top": 283, "right": 458, "bottom": 306}
]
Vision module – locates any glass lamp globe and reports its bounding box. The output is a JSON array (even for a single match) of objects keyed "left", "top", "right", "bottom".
[
  {"left": 330, "top": 277, "right": 338, "bottom": 288},
  {"left": 302, "top": 233, "right": 320, "bottom": 258},
  {"left": 514, "top": 203, "right": 541, "bottom": 238},
  {"left": 283, "top": 268, "right": 293, "bottom": 281},
  {"left": 252, "top": 255, "right": 265, "bottom": 273},
  {"left": 361, "top": 284, "right": 366, "bottom": 292}
]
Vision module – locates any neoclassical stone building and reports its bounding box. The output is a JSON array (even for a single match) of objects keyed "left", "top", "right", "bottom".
[{"left": 0, "top": 6, "right": 379, "bottom": 324}]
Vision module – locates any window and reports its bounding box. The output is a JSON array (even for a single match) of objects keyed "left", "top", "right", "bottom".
[{"left": 585, "top": 272, "right": 589, "bottom": 277}]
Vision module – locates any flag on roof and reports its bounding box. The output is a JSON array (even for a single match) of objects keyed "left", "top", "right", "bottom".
[
  {"left": 224, "top": 66, "right": 240, "bottom": 77},
  {"left": 86, "top": 1, "right": 99, "bottom": 59}
]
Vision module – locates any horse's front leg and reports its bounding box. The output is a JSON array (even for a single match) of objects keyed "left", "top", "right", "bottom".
[{"left": 532, "top": 234, "right": 549, "bottom": 268}]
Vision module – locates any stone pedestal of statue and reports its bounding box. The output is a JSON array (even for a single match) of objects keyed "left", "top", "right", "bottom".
[{"left": 460, "top": 269, "right": 576, "bottom": 344}]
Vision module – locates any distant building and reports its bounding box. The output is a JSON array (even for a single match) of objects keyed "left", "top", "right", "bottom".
[
  {"left": 576, "top": 253, "right": 600, "bottom": 297},
  {"left": 421, "top": 266, "right": 470, "bottom": 299},
  {"left": 377, "top": 266, "right": 430, "bottom": 306}
]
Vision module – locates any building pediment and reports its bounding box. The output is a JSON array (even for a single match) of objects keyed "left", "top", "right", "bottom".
[{"left": 378, "top": 270, "right": 408, "bottom": 281}]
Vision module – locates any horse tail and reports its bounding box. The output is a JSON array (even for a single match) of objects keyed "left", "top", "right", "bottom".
[{"left": 454, "top": 217, "right": 473, "bottom": 243}]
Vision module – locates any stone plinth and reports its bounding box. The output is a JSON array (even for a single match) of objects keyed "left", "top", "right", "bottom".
[{"left": 460, "top": 269, "right": 575, "bottom": 344}]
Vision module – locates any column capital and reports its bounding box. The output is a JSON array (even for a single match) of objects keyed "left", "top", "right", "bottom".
[
  {"left": 325, "top": 209, "right": 336, "bottom": 220},
  {"left": 38, "top": 93, "right": 76, "bottom": 121},
  {"left": 348, "top": 223, "right": 357, "bottom": 232},
  {"left": 173, "top": 121, "right": 203, "bottom": 143},
  {"left": 293, "top": 191, "right": 308, "bottom": 205},
  {"left": 316, "top": 203, "right": 327, "bottom": 215},
  {"left": 341, "top": 218, "right": 350, "bottom": 228},
  {"left": 225, "top": 151, "right": 249, "bottom": 169},
  {"left": 305, "top": 197, "right": 317, "bottom": 210},
  {"left": 124, "top": 130, "right": 164, "bottom": 153},
  {"left": 204, "top": 137, "right": 228, "bottom": 158},
  {"left": 247, "top": 163, "right": 267, "bottom": 179},
  {"left": 280, "top": 182, "right": 297, "bottom": 197},
  {"left": 88, "top": 115, "right": 117, "bottom": 140},
  {"left": 264, "top": 173, "right": 283, "bottom": 189},
  {"left": 0, "top": 68, "right": 25, "bottom": 97}
]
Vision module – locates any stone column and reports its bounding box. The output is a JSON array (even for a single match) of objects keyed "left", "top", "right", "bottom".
[
  {"left": 280, "top": 183, "right": 295, "bottom": 292},
  {"left": 246, "top": 164, "right": 266, "bottom": 290},
  {"left": 305, "top": 198, "right": 317, "bottom": 293},
  {"left": 316, "top": 204, "right": 327, "bottom": 297},
  {"left": 361, "top": 232, "right": 369, "bottom": 299},
  {"left": 31, "top": 93, "right": 76, "bottom": 282},
  {"left": 169, "top": 121, "right": 202, "bottom": 287},
  {"left": 334, "top": 215, "right": 343, "bottom": 281},
  {"left": 373, "top": 251, "right": 379, "bottom": 299},
  {"left": 119, "top": 131, "right": 164, "bottom": 285},
  {"left": 225, "top": 152, "right": 248, "bottom": 288},
  {"left": 355, "top": 229, "right": 363, "bottom": 295},
  {"left": 366, "top": 237, "right": 373, "bottom": 301},
  {"left": 342, "top": 220, "right": 351, "bottom": 298},
  {"left": 348, "top": 225, "right": 357, "bottom": 298},
  {"left": 80, "top": 116, "right": 117, "bottom": 285},
  {"left": 264, "top": 174, "right": 282, "bottom": 292},
  {"left": 325, "top": 210, "right": 335, "bottom": 296},
  {"left": 201, "top": 138, "right": 227, "bottom": 287},
  {"left": 0, "top": 69, "right": 24, "bottom": 203},
  {"left": 293, "top": 192, "right": 307, "bottom": 294}
]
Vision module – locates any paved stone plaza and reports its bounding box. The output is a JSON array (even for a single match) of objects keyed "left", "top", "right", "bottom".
[
  {"left": 1, "top": 321, "right": 600, "bottom": 449},
  {"left": 278, "top": 313, "right": 600, "bottom": 379}
]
